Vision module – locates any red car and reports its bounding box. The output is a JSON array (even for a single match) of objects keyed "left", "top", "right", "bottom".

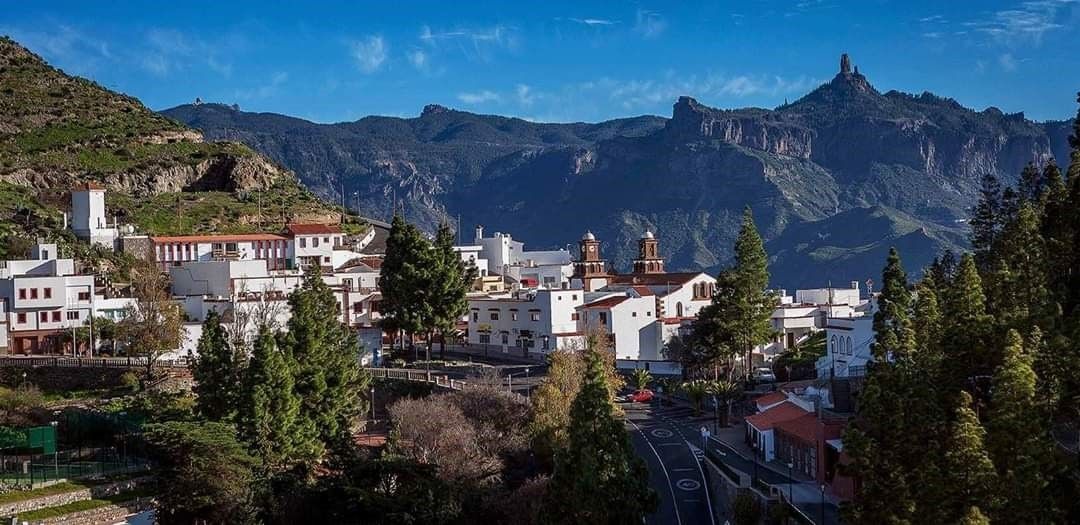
[{"left": 626, "top": 389, "right": 654, "bottom": 403}]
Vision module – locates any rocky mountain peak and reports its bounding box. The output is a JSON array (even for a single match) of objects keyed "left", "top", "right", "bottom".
[
  {"left": 830, "top": 52, "right": 875, "bottom": 94},
  {"left": 421, "top": 104, "right": 451, "bottom": 117}
]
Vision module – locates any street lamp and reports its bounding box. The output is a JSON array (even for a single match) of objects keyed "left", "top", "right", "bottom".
[
  {"left": 49, "top": 421, "right": 58, "bottom": 481},
  {"left": 786, "top": 462, "right": 794, "bottom": 503},
  {"left": 751, "top": 440, "right": 759, "bottom": 487},
  {"left": 820, "top": 484, "right": 826, "bottom": 525},
  {"left": 369, "top": 386, "right": 376, "bottom": 423}
]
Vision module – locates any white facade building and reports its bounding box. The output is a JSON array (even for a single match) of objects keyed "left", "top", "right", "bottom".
[
  {"left": 0, "top": 243, "right": 95, "bottom": 354},
  {"left": 466, "top": 289, "right": 584, "bottom": 355},
  {"left": 70, "top": 183, "right": 119, "bottom": 248},
  {"left": 472, "top": 225, "right": 573, "bottom": 289},
  {"left": 752, "top": 282, "right": 867, "bottom": 364},
  {"left": 815, "top": 300, "right": 876, "bottom": 379}
]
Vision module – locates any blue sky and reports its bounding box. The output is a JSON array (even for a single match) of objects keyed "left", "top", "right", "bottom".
[{"left": 4, "top": 0, "right": 1080, "bottom": 123}]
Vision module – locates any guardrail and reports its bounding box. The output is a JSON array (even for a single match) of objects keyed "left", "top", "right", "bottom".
[
  {"left": 363, "top": 367, "right": 468, "bottom": 391},
  {"left": 0, "top": 356, "right": 190, "bottom": 369}
]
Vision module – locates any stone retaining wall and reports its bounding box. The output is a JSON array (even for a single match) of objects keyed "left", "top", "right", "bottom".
[
  {"left": 27, "top": 499, "right": 150, "bottom": 525},
  {"left": 0, "top": 477, "right": 149, "bottom": 516}
]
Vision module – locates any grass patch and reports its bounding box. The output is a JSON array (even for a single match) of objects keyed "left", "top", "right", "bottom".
[{"left": 15, "top": 487, "right": 155, "bottom": 521}]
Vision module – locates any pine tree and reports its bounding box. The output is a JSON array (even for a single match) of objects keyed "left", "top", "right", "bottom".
[
  {"left": 986, "top": 330, "right": 1059, "bottom": 523},
  {"left": 240, "top": 328, "right": 317, "bottom": 471},
  {"left": 941, "top": 254, "right": 992, "bottom": 388},
  {"left": 872, "top": 247, "right": 915, "bottom": 360},
  {"left": 542, "top": 345, "right": 657, "bottom": 524},
  {"left": 928, "top": 249, "right": 958, "bottom": 290},
  {"left": 912, "top": 276, "right": 943, "bottom": 363},
  {"left": 1040, "top": 160, "right": 1072, "bottom": 313},
  {"left": 285, "top": 266, "right": 367, "bottom": 453},
  {"left": 958, "top": 506, "right": 990, "bottom": 525},
  {"left": 729, "top": 207, "right": 777, "bottom": 375},
  {"left": 987, "top": 202, "right": 1049, "bottom": 334},
  {"left": 970, "top": 172, "right": 1002, "bottom": 268},
  {"left": 192, "top": 310, "right": 243, "bottom": 422},
  {"left": 939, "top": 391, "right": 998, "bottom": 523},
  {"left": 1018, "top": 161, "right": 1043, "bottom": 203},
  {"left": 379, "top": 214, "right": 431, "bottom": 357},
  {"left": 427, "top": 223, "right": 475, "bottom": 360}
]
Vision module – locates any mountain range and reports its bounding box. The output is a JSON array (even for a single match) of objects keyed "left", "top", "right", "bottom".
[{"left": 163, "top": 54, "right": 1074, "bottom": 288}]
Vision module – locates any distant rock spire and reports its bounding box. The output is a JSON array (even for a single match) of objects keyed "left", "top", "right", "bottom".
[{"left": 840, "top": 53, "right": 852, "bottom": 75}]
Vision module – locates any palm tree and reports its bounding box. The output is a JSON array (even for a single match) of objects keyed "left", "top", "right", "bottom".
[
  {"left": 657, "top": 377, "right": 680, "bottom": 406},
  {"left": 707, "top": 379, "right": 742, "bottom": 427},
  {"left": 681, "top": 380, "right": 709, "bottom": 415},
  {"left": 631, "top": 369, "right": 653, "bottom": 392}
]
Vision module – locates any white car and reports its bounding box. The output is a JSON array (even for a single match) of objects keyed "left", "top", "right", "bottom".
[{"left": 754, "top": 367, "right": 776, "bottom": 383}]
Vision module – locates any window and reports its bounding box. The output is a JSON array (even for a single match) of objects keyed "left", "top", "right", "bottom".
[
  {"left": 490, "top": 311, "right": 499, "bottom": 321},
  {"left": 542, "top": 337, "right": 550, "bottom": 350},
  {"left": 511, "top": 311, "right": 518, "bottom": 321},
  {"left": 225, "top": 242, "right": 238, "bottom": 252},
  {"left": 16, "top": 313, "right": 25, "bottom": 323},
  {"left": 43, "top": 288, "right": 52, "bottom": 299},
  {"left": 353, "top": 302, "right": 364, "bottom": 314},
  {"left": 632, "top": 311, "right": 637, "bottom": 317},
  {"left": 599, "top": 312, "right": 608, "bottom": 324},
  {"left": 323, "top": 237, "right": 330, "bottom": 243},
  {"left": 646, "top": 311, "right": 652, "bottom": 317},
  {"left": 313, "top": 237, "right": 320, "bottom": 248},
  {"left": 472, "top": 311, "right": 479, "bottom": 322},
  {"left": 30, "top": 288, "right": 38, "bottom": 300},
  {"left": 52, "top": 311, "right": 61, "bottom": 322},
  {"left": 299, "top": 238, "right": 307, "bottom": 248},
  {"left": 571, "top": 313, "right": 579, "bottom": 321},
  {"left": 531, "top": 312, "right": 541, "bottom": 321},
  {"left": 479, "top": 334, "right": 491, "bottom": 344},
  {"left": 78, "top": 292, "right": 90, "bottom": 301},
  {"left": 830, "top": 335, "right": 837, "bottom": 354},
  {"left": 39, "top": 312, "right": 48, "bottom": 322},
  {"left": 572, "top": 294, "right": 578, "bottom": 301},
  {"left": 67, "top": 311, "right": 79, "bottom": 320},
  {"left": 675, "top": 302, "right": 684, "bottom": 317},
  {"left": 18, "top": 289, "right": 25, "bottom": 300},
  {"left": 501, "top": 333, "right": 508, "bottom": 345},
  {"left": 370, "top": 301, "right": 380, "bottom": 313},
  {"left": 323, "top": 256, "right": 331, "bottom": 263}
]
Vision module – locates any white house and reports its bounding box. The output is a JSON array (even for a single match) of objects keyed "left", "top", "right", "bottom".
[
  {"left": 815, "top": 301, "right": 876, "bottom": 379},
  {"left": 752, "top": 282, "right": 867, "bottom": 364},
  {"left": 70, "top": 183, "right": 120, "bottom": 249},
  {"left": 466, "top": 288, "right": 584, "bottom": 355},
  {"left": 286, "top": 223, "right": 346, "bottom": 271},
  {"left": 472, "top": 225, "right": 573, "bottom": 289},
  {"left": 0, "top": 243, "right": 95, "bottom": 354}
]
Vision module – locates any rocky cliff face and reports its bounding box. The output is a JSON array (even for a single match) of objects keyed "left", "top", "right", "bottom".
[{"left": 163, "top": 54, "right": 1074, "bottom": 288}]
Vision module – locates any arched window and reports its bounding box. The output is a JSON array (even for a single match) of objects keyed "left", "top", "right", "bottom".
[
  {"left": 676, "top": 302, "right": 684, "bottom": 317},
  {"left": 845, "top": 337, "right": 852, "bottom": 355},
  {"left": 830, "top": 335, "right": 837, "bottom": 354}
]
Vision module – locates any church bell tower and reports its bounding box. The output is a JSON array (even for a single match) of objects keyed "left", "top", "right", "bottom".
[{"left": 632, "top": 230, "right": 664, "bottom": 274}]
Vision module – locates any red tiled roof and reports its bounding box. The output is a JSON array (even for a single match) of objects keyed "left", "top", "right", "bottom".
[
  {"left": 755, "top": 392, "right": 788, "bottom": 409},
  {"left": 76, "top": 182, "right": 105, "bottom": 191},
  {"left": 579, "top": 296, "right": 629, "bottom": 309},
  {"left": 287, "top": 223, "right": 342, "bottom": 235},
  {"left": 631, "top": 285, "right": 655, "bottom": 296},
  {"left": 151, "top": 233, "right": 289, "bottom": 243},
  {"left": 610, "top": 272, "right": 702, "bottom": 286},
  {"left": 775, "top": 413, "right": 820, "bottom": 443},
  {"left": 745, "top": 401, "right": 810, "bottom": 431}
]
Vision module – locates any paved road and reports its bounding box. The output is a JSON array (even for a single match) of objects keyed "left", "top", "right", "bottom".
[{"left": 624, "top": 402, "right": 716, "bottom": 525}]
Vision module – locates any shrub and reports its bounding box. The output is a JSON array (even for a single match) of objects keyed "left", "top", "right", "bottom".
[{"left": 119, "top": 371, "right": 140, "bottom": 393}]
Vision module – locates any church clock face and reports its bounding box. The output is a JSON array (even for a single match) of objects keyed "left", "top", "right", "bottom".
[{"left": 588, "top": 245, "right": 595, "bottom": 252}]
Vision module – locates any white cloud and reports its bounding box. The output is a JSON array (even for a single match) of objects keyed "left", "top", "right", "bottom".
[
  {"left": 350, "top": 35, "right": 387, "bottom": 73},
  {"left": 457, "top": 90, "right": 501, "bottom": 104},
  {"left": 569, "top": 18, "right": 618, "bottom": 26},
  {"left": 603, "top": 73, "right": 819, "bottom": 109},
  {"left": 516, "top": 84, "right": 536, "bottom": 106},
  {"left": 999, "top": 53, "right": 1018, "bottom": 71},
  {"left": 407, "top": 49, "right": 428, "bottom": 70},
  {"left": 965, "top": 0, "right": 1078, "bottom": 45},
  {"left": 633, "top": 10, "right": 667, "bottom": 38}
]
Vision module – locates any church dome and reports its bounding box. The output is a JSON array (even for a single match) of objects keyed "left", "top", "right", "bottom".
[
  {"left": 642, "top": 230, "right": 654, "bottom": 240},
  {"left": 582, "top": 231, "right": 595, "bottom": 241}
]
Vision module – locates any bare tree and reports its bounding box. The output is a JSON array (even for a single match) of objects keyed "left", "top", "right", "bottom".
[
  {"left": 226, "top": 281, "right": 286, "bottom": 349},
  {"left": 116, "top": 262, "right": 185, "bottom": 381},
  {"left": 388, "top": 396, "right": 503, "bottom": 485}
]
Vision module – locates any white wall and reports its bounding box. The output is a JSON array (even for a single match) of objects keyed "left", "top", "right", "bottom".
[{"left": 467, "top": 289, "right": 583, "bottom": 353}]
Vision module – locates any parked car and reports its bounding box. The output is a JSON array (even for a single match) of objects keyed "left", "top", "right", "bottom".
[
  {"left": 753, "top": 367, "right": 777, "bottom": 383},
  {"left": 625, "top": 389, "right": 655, "bottom": 403}
]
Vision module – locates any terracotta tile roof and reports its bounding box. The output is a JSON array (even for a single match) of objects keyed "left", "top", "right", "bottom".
[
  {"left": 755, "top": 392, "right": 788, "bottom": 410},
  {"left": 745, "top": 401, "right": 810, "bottom": 431},
  {"left": 775, "top": 413, "right": 820, "bottom": 443},
  {"left": 151, "top": 233, "right": 289, "bottom": 243},
  {"left": 610, "top": 272, "right": 702, "bottom": 286},
  {"left": 631, "top": 285, "right": 655, "bottom": 296},
  {"left": 76, "top": 182, "right": 105, "bottom": 191},
  {"left": 287, "top": 223, "right": 342, "bottom": 235},
  {"left": 579, "top": 296, "right": 629, "bottom": 309}
]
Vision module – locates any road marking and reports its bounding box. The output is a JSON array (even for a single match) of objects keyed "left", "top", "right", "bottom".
[
  {"left": 628, "top": 419, "right": 683, "bottom": 525},
  {"left": 656, "top": 442, "right": 684, "bottom": 447},
  {"left": 676, "top": 479, "right": 701, "bottom": 491},
  {"left": 651, "top": 428, "right": 674, "bottom": 439},
  {"left": 686, "top": 440, "right": 717, "bottom": 525},
  {"left": 672, "top": 468, "right": 695, "bottom": 472}
]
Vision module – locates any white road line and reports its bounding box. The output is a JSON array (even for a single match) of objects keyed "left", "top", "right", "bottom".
[
  {"left": 629, "top": 419, "right": 683, "bottom": 525},
  {"left": 687, "top": 439, "right": 717, "bottom": 525}
]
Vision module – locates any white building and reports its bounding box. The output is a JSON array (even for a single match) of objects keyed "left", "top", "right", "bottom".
[
  {"left": 815, "top": 299, "right": 876, "bottom": 379},
  {"left": 465, "top": 288, "right": 584, "bottom": 356},
  {"left": 753, "top": 282, "right": 867, "bottom": 364},
  {"left": 70, "top": 183, "right": 120, "bottom": 249},
  {"left": 0, "top": 243, "right": 95, "bottom": 354},
  {"left": 472, "top": 225, "right": 573, "bottom": 289},
  {"left": 286, "top": 223, "right": 347, "bottom": 271}
]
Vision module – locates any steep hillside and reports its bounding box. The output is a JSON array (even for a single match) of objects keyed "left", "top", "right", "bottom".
[
  {"left": 164, "top": 53, "right": 1073, "bottom": 288},
  {"left": 0, "top": 36, "right": 339, "bottom": 250}
]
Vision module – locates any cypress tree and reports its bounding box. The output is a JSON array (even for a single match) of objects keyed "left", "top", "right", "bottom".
[
  {"left": 729, "top": 207, "right": 777, "bottom": 375},
  {"left": 379, "top": 214, "right": 431, "bottom": 357},
  {"left": 286, "top": 266, "right": 367, "bottom": 452},
  {"left": 240, "top": 328, "right": 317, "bottom": 471},
  {"left": 192, "top": 310, "right": 242, "bottom": 422},
  {"left": 939, "top": 391, "right": 998, "bottom": 523},
  {"left": 427, "top": 223, "right": 475, "bottom": 360},
  {"left": 872, "top": 247, "right": 915, "bottom": 360},
  {"left": 543, "top": 344, "right": 657, "bottom": 524},
  {"left": 941, "top": 254, "right": 992, "bottom": 388},
  {"left": 986, "top": 330, "right": 1059, "bottom": 523}
]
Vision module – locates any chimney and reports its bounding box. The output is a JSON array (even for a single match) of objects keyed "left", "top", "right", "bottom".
[{"left": 840, "top": 53, "right": 851, "bottom": 75}]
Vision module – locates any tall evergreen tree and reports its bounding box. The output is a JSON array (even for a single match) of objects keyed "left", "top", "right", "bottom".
[
  {"left": 912, "top": 276, "right": 943, "bottom": 363},
  {"left": 426, "top": 223, "right": 476, "bottom": 360},
  {"left": 939, "top": 391, "right": 998, "bottom": 523},
  {"left": 987, "top": 202, "right": 1049, "bottom": 334},
  {"left": 941, "top": 254, "right": 992, "bottom": 388},
  {"left": 872, "top": 247, "right": 915, "bottom": 360},
  {"left": 1018, "top": 161, "right": 1043, "bottom": 203},
  {"left": 191, "top": 310, "right": 243, "bottom": 422},
  {"left": 970, "top": 172, "right": 1003, "bottom": 268},
  {"left": 1040, "top": 160, "right": 1072, "bottom": 313},
  {"left": 542, "top": 345, "right": 657, "bottom": 524},
  {"left": 240, "top": 328, "right": 317, "bottom": 471},
  {"left": 684, "top": 270, "right": 740, "bottom": 378},
  {"left": 379, "top": 214, "right": 431, "bottom": 357},
  {"left": 729, "top": 207, "right": 777, "bottom": 376},
  {"left": 986, "top": 330, "right": 1059, "bottom": 523},
  {"left": 928, "top": 249, "right": 958, "bottom": 290},
  {"left": 285, "top": 266, "right": 367, "bottom": 453}
]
